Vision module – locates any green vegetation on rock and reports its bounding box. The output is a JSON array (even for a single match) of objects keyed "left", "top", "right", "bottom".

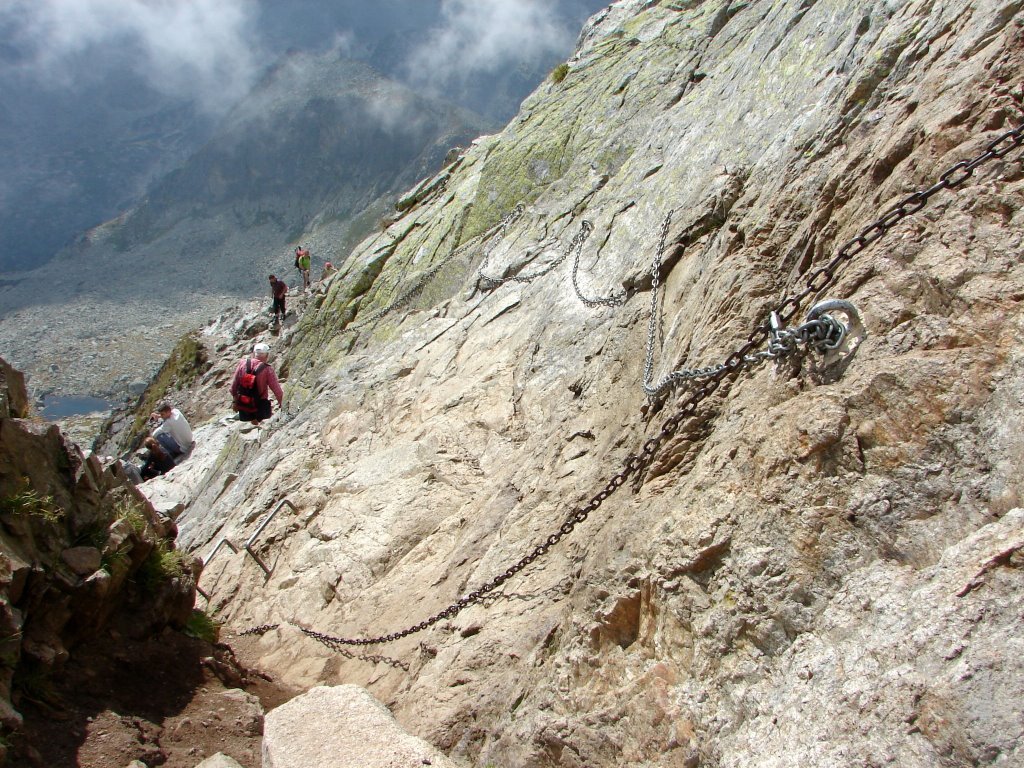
[
  {"left": 184, "top": 609, "right": 221, "bottom": 644},
  {"left": 0, "top": 478, "right": 63, "bottom": 525},
  {"left": 127, "top": 332, "right": 209, "bottom": 444},
  {"left": 137, "top": 540, "right": 189, "bottom": 595},
  {"left": 114, "top": 497, "right": 148, "bottom": 536}
]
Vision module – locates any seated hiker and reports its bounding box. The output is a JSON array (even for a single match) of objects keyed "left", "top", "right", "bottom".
[
  {"left": 140, "top": 437, "right": 175, "bottom": 481},
  {"left": 230, "top": 342, "right": 284, "bottom": 423},
  {"left": 320, "top": 261, "right": 336, "bottom": 281},
  {"left": 150, "top": 402, "right": 194, "bottom": 460}
]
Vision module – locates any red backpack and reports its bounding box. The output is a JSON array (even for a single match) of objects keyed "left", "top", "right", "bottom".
[{"left": 234, "top": 359, "right": 266, "bottom": 414}]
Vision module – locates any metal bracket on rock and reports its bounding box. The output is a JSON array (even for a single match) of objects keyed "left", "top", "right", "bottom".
[
  {"left": 803, "top": 299, "right": 866, "bottom": 367},
  {"left": 767, "top": 299, "right": 866, "bottom": 365},
  {"left": 196, "top": 498, "right": 297, "bottom": 600}
]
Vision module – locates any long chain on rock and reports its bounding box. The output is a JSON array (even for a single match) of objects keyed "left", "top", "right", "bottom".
[
  {"left": 642, "top": 212, "right": 851, "bottom": 397},
  {"left": 479, "top": 216, "right": 590, "bottom": 288},
  {"left": 347, "top": 204, "right": 527, "bottom": 333},
  {"left": 346, "top": 207, "right": 472, "bottom": 331},
  {"left": 239, "top": 118, "right": 1024, "bottom": 648},
  {"left": 571, "top": 223, "right": 628, "bottom": 308},
  {"left": 474, "top": 204, "right": 527, "bottom": 287}
]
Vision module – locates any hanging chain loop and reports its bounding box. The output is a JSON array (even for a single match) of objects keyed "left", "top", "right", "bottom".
[
  {"left": 479, "top": 213, "right": 588, "bottom": 288},
  {"left": 481, "top": 216, "right": 626, "bottom": 307}
]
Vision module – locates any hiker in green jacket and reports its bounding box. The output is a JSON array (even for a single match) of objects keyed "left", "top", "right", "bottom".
[{"left": 296, "top": 246, "right": 311, "bottom": 290}]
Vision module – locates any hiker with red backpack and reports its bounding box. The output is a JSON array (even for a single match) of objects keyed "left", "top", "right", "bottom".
[{"left": 230, "top": 342, "right": 284, "bottom": 422}]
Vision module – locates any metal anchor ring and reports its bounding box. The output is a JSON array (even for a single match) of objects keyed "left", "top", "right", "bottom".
[{"left": 805, "top": 299, "right": 865, "bottom": 351}]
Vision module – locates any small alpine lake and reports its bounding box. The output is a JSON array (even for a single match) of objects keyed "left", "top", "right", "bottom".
[{"left": 40, "top": 395, "right": 115, "bottom": 420}]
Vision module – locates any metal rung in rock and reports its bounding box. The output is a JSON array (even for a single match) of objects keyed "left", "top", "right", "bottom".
[{"left": 196, "top": 498, "right": 297, "bottom": 599}]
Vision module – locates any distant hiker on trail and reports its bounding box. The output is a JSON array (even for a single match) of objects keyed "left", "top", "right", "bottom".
[
  {"left": 140, "top": 437, "right": 175, "bottom": 480},
  {"left": 269, "top": 274, "right": 288, "bottom": 325},
  {"left": 230, "top": 342, "right": 284, "bottom": 423},
  {"left": 150, "top": 402, "right": 194, "bottom": 461},
  {"left": 320, "top": 261, "right": 336, "bottom": 281},
  {"left": 295, "top": 246, "right": 312, "bottom": 290}
]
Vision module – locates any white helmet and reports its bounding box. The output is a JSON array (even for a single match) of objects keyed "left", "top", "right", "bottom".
[{"left": 254, "top": 342, "right": 271, "bottom": 356}]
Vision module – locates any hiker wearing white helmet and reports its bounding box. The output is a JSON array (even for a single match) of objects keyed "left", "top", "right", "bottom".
[{"left": 230, "top": 342, "right": 284, "bottom": 422}]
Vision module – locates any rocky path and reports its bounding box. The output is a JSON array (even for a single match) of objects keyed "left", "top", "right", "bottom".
[{"left": 12, "top": 629, "right": 296, "bottom": 768}]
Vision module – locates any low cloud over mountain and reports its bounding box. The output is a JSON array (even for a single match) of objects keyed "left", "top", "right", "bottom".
[{"left": 0, "top": 0, "right": 260, "bottom": 111}]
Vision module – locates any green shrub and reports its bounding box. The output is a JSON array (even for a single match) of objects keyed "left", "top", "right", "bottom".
[
  {"left": 184, "top": 610, "right": 221, "bottom": 644},
  {"left": 550, "top": 62, "right": 570, "bottom": 84},
  {"left": 0, "top": 478, "right": 63, "bottom": 524},
  {"left": 114, "top": 497, "right": 148, "bottom": 535},
  {"left": 137, "top": 540, "right": 188, "bottom": 594},
  {"left": 101, "top": 546, "right": 131, "bottom": 577}
]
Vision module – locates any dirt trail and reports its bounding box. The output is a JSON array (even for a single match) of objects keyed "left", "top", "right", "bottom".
[{"left": 10, "top": 629, "right": 297, "bottom": 768}]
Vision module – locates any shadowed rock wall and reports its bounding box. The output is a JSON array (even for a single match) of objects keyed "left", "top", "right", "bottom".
[{"left": 0, "top": 357, "right": 199, "bottom": 763}]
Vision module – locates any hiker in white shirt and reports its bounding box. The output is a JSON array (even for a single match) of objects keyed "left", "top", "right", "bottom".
[{"left": 150, "top": 402, "right": 194, "bottom": 458}]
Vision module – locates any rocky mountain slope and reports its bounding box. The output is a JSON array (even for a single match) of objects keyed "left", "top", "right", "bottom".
[{"left": 100, "top": 0, "right": 1024, "bottom": 765}]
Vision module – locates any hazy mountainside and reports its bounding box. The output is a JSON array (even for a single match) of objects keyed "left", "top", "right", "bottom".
[
  {"left": 108, "top": 53, "right": 491, "bottom": 281},
  {"left": 0, "top": 71, "right": 210, "bottom": 272},
  {"left": 0, "top": 51, "right": 489, "bottom": 402},
  {"left": 138, "top": 0, "right": 1024, "bottom": 765},
  {"left": 0, "top": 0, "right": 607, "bottom": 275}
]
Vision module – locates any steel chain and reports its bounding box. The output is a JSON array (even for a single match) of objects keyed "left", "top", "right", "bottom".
[
  {"left": 348, "top": 204, "right": 526, "bottom": 333},
  {"left": 238, "top": 118, "right": 1024, "bottom": 647},
  {"left": 345, "top": 207, "right": 472, "bottom": 330},
  {"left": 479, "top": 214, "right": 588, "bottom": 288},
  {"left": 480, "top": 217, "right": 627, "bottom": 308},
  {"left": 571, "top": 221, "right": 628, "bottom": 308}
]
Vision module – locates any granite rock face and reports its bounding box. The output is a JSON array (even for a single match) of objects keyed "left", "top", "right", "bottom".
[{"left": 163, "top": 1, "right": 1024, "bottom": 766}]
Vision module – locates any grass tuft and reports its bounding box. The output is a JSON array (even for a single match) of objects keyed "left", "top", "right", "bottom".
[
  {"left": 0, "top": 478, "right": 63, "bottom": 524},
  {"left": 137, "top": 540, "right": 189, "bottom": 595},
  {"left": 184, "top": 610, "right": 221, "bottom": 644},
  {"left": 114, "top": 497, "right": 148, "bottom": 535}
]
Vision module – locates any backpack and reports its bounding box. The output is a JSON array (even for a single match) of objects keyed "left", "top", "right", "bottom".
[
  {"left": 234, "top": 358, "right": 266, "bottom": 414},
  {"left": 294, "top": 252, "right": 300, "bottom": 269}
]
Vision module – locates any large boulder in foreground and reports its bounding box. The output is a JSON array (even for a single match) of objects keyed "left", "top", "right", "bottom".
[{"left": 262, "top": 685, "right": 463, "bottom": 768}]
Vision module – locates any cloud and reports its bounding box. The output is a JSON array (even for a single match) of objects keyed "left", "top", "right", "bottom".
[
  {"left": 404, "top": 0, "right": 576, "bottom": 89},
  {"left": 0, "top": 0, "right": 261, "bottom": 112}
]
